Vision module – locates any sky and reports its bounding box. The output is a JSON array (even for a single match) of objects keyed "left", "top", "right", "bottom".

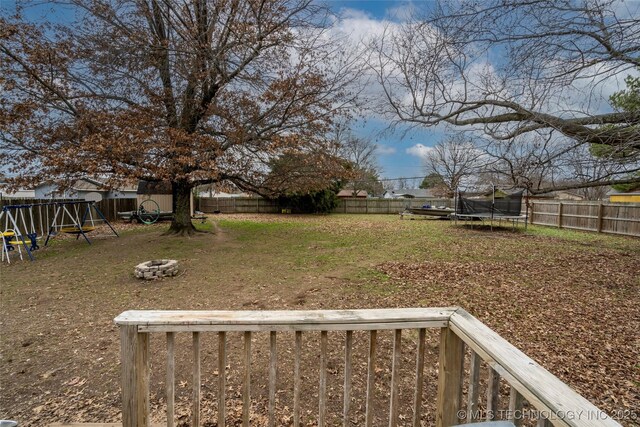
[{"left": 325, "top": 1, "right": 443, "bottom": 181}]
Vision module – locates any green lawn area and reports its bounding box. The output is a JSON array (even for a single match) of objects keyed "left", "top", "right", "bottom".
[{"left": 1, "top": 214, "right": 638, "bottom": 426}]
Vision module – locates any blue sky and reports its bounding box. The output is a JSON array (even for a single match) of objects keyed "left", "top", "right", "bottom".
[{"left": 326, "top": 1, "right": 442, "bottom": 181}]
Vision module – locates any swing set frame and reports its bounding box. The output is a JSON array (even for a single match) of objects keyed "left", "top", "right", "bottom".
[{"left": 1, "top": 200, "right": 118, "bottom": 262}]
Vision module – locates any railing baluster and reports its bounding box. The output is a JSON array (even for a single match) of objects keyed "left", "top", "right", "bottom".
[
  {"left": 509, "top": 387, "right": 523, "bottom": 426},
  {"left": 343, "top": 330, "right": 353, "bottom": 427},
  {"left": 436, "top": 327, "right": 464, "bottom": 427},
  {"left": 319, "top": 331, "right": 328, "bottom": 427},
  {"left": 166, "top": 332, "right": 175, "bottom": 427},
  {"left": 487, "top": 367, "right": 500, "bottom": 421},
  {"left": 365, "top": 330, "right": 377, "bottom": 427},
  {"left": 467, "top": 350, "right": 481, "bottom": 423},
  {"left": 243, "top": 331, "right": 252, "bottom": 427},
  {"left": 120, "top": 325, "right": 150, "bottom": 427},
  {"left": 269, "top": 331, "right": 277, "bottom": 427},
  {"left": 294, "top": 331, "right": 302, "bottom": 427},
  {"left": 412, "top": 328, "right": 426, "bottom": 427},
  {"left": 389, "top": 329, "right": 402, "bottom": 427},
  {"left": 193, "top": 332, "right": 201, "bottom": 427},
  {"left": 218, "top": 331, "right": 227, "bottom": 427},
  {"left": 537, "top": 415, "right": 553, "bottom": 427}
]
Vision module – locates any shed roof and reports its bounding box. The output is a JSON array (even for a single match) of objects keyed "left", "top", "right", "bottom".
[{"left": 137, "top": 180, "right": 173, "bottom": 195}]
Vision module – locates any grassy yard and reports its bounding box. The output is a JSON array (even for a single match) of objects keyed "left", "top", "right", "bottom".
[{"left": 1, "top": 214, "right": 638, "bottom": 426}]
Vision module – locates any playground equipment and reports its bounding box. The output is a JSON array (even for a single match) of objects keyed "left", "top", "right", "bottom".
[
  {"left": 45, "top": 200, "right": 118, "bottom": 245},
  {"left": 453, "top": 186, "right": 528, "bottom": 230},
  {"left": 1, "top": 200, "right": 118, "bottom": 262},
  {"left": 118, "top": 199, "right": 173, "bottom": 224},
  {"left": 1, "top": 202, "right": 51, "bottom": 262}
]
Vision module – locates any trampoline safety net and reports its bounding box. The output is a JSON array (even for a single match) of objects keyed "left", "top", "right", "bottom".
[{"left": 456, "top": 191, "right": 524, "bottom": 217}]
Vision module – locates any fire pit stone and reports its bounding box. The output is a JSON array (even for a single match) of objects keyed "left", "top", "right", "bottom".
[{"left": 135, "top": 259, "right": 178, "bottom": 280}]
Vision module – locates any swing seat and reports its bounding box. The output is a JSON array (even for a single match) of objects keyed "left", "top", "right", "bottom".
[
  {"left": 60, "top": 226, "right": 97, "bottom": 234},
  {"left": 2, "top": 231, "right": 15, "bottom": 237}
]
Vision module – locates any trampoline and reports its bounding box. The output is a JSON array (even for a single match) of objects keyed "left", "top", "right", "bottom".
[{"left": 453, "top": 187, "right": 528, "bottom": 230}]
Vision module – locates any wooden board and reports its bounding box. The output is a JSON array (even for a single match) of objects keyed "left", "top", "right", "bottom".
[
  {"left": 449, "top": 309, "right": 621, "bottom": 427},
  {"left": 115, "top": 308, "right": 456, "bottom": 332}
]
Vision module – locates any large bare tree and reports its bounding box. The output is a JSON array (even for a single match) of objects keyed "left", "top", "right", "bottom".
[
  {"left": 370, "top": 0, "right": 640, "bottom": 190},
  {"left": 333, "top": 122, "right": 384, "bottom": 196},
  {"left": 423, "top": 135, "right": 480, "bottom": 196},
  {"left": 1, "top": 0, "right": 358, "bottom": 233}
]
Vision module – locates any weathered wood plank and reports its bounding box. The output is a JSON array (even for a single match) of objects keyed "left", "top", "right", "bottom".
[
  {"left": 449, "top": 309, "right": 621, "bottom": 427},
  {"left": 319, "top": 330, "right": 328, "bottom": 427},
  {"left": 293, "top": 331, "right": 302, "bottom": 427},
  {"left": 389, "top": 329, "right": 402, "bottom": 427},
  {"left": 467, "top": 350, "right": 481, "bottom": 423},
  {"left": 412, "top": 328, "right": 426, "bottom": 427},
  {"left": 115, "top": 308, "right": 456, "bottom": 328},
  {"left": 138, "top": 320, "right": 447, "bottom": 333},
  {"left": 343, "top": 330, "right": 353, "bottom": 427},
  {"left": 120, "top": 325, "right": 149, "bottom": 427},
  {"left": 243, "top": 331, "right": 251, "bottom": 427},
  {"left": 166, "top": 332, "right": 175, "bottom": 427},
  {"left": 365, "top": 330, "right": 377, "bottom": 427},
  {"left": 436, "top": 327, "right": 464, "bottom": 427},
  {"left": 537, "top": 416, "right": 553, "bottom": 427},
  {"left": 487, "top": 367, "right": 500, "bottom": 421},
  {"left": 193, "top": 332, "right": 201, "bottom": 427},
  {"left": 218, "top": 331, "right": 226, "bottom": 427},
  {"left": 509, "top": 387, "right": 524, "bottom": 426},
  {"left": 269, "top": 331, "right": 277, "bottom": 427}
]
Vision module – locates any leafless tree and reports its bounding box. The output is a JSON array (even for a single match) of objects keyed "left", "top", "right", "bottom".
[
  {"left": 370, "top": 0, "right": 640, "bottom": 190},
  {"left": 424, "top": 135, "right": 481, "bottom": 196},
  {"left": 331, "top": 122, "right": 383, "bottom": 195}
]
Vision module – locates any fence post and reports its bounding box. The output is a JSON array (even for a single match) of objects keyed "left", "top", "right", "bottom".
[
  {"left": 557, "top": 202, "right": 563, "bottom": 229},
  {"left": 120, "top": 325, "right": 150, "bottom": 427},
  {"left": 436, "top": 327, "right": 464, "bottom": 427},
  {"left": 597, "top": 203, "right": 604, "bottom": 233}
]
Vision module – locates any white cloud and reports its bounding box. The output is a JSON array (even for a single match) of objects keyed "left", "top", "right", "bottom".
[
  {"left": 406, "top": 144, "right": 432, "bottom": 159},
  {"left": 377, "top": 144, "right": 396, "bottom": 155},
  {"left": 385, "top": 2, "right": 417, "bottom": 21}
]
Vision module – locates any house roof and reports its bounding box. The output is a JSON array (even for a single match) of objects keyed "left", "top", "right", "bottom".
[
  {"left": 337, "top": 189, "right": 368, "bottom": 197},
  {"left": 72, "top": 178, "right": 104, "bottom": 192},
  {"left": 608, "top": 191, "right": 640, "bottom": 196}
]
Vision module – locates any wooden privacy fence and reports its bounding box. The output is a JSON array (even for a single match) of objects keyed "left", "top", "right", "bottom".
[
  {"left": 198, "top": 197, "right": 453, "bottom": 215},
  {"left": 530, "top": 201, "right": 640, "bottom": 237},
  {"left": 0, "top": 198, "right": 137, "bottom": 224},
  {"left": 115, "top": 308, "right": 619, "bottom": 427}
]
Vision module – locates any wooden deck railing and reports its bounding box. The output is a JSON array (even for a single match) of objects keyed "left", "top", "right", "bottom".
[{"left": 114, "top": 308, "right": 621, "bottom": 427}]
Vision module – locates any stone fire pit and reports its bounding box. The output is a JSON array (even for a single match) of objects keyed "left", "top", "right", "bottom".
[{"left": 135, "top": 259, "right": 178, "bottom": 280}]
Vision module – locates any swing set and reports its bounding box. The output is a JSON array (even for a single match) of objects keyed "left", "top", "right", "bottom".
[{"left": 1, "top": 200, "right": 118, "bottom": 262}]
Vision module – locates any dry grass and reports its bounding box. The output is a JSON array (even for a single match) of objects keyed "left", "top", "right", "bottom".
[{"left": 0, "top": 214, "right": 638, "bottom": 426}]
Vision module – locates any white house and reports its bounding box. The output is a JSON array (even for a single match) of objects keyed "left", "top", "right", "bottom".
[{"left": 34, "top": 177, "right": 138, "bottom": 200}]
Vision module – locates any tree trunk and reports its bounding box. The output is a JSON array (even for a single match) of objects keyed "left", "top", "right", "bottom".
[{"left": 167, "top": 181, "right": 195, "bottom": 235}]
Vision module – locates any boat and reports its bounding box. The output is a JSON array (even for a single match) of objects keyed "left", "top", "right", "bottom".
[{"left": 403, "top": 206, "right": 454, "bottom": 218}]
